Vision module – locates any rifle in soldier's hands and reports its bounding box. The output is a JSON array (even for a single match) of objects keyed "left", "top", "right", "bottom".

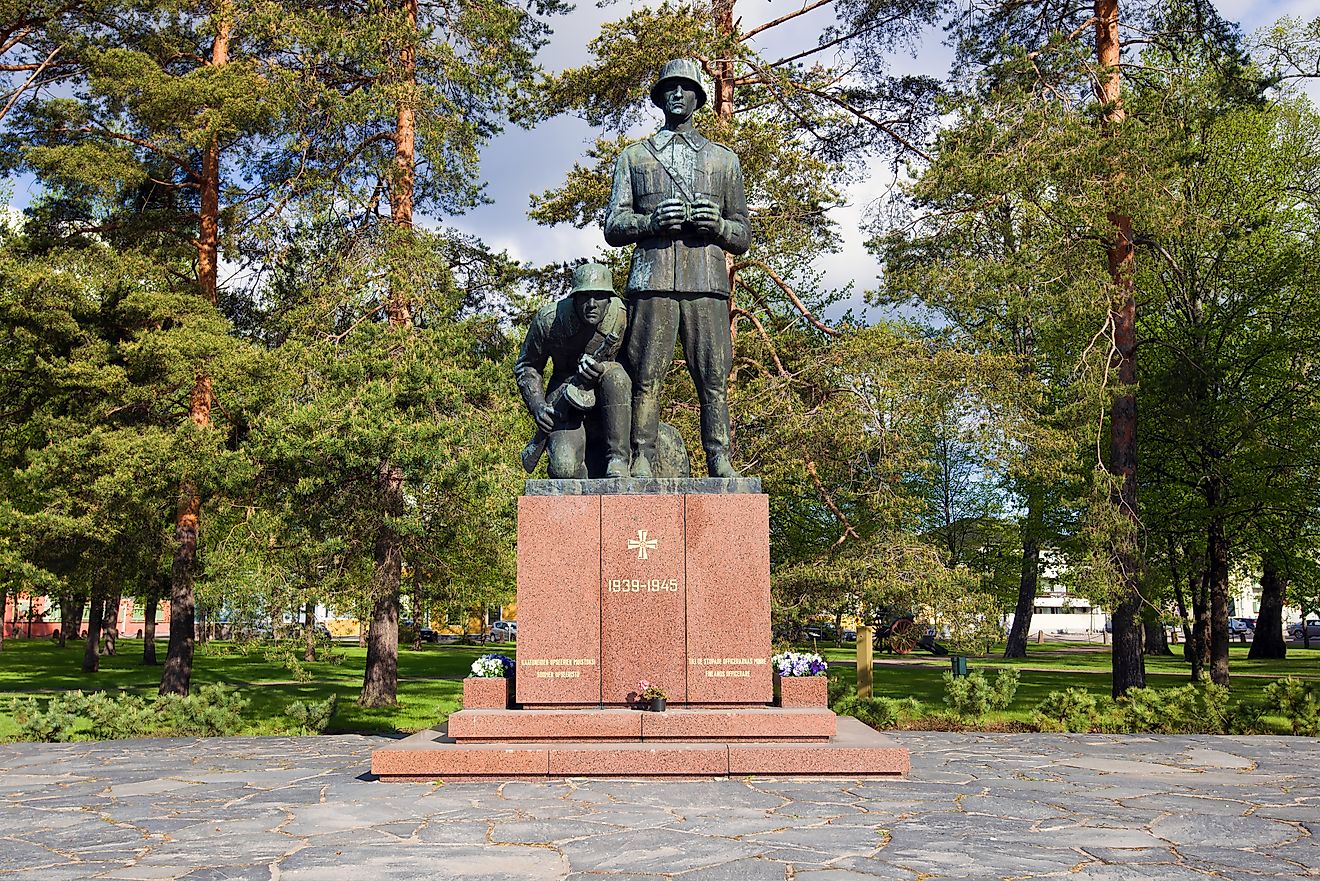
[{"left": 519, "top": 331, "right": 621, "bottom": 474}]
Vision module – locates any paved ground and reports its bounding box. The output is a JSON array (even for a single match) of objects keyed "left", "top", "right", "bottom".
[{"left": 1, "top": 732, "right": 1317, "bottom": 881}]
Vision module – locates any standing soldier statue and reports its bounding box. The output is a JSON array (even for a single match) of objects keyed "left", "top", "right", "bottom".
[
  {"left": 514, "top": 263, "right": 632, "bottom": 479},
  {"left": 605, "top": 58, "right": 751, "bottom": 478}
]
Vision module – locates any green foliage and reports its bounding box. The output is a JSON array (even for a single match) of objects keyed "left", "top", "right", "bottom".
[
  {"left": 284, "top": 695, "right": 339, "bottom": 735},
  {"left": 263, "top": 642, "right": 314, "bottom": 682},
  {"left": 1032, "top": 688, "right": 1110, "bottom": 733},
  {"left": 6, "top": 684, "right": 248, "bottom": 742},
  {"left": 1261, "top": 677, "right": 1320, "bottom": 737},
  {"left": 942, "top": 668, "right": 1019, "bottom": 717},
  {"left": 9, "top": 695, "right": 78, "bottom": 743},
  {"left": 1117, "top": 683, "right": 1232, "bottom": 735}
]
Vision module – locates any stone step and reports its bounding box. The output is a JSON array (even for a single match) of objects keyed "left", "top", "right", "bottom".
[
  {"left": 447, "top": 707, "right": 837, "bottom": 743},
  {"left": 371, "top": 716, "right": 908, "bottom": 781}
]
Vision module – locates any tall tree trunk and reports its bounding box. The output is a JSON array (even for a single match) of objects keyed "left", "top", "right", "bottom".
[
  {"left": 142, "top": 577, "right": 160, "bottom": 665},
  {"left": 100, "top": 591, "right": 121, "bottom": 656},
  {"left": 303, "top": 598, "right": 317, "bottom": 663},
  {"left": 1005, "top": 491, "right": 1043, "bottom": 658},
  {"left": 1095, "top": 0, "right": 1144, "bottom": 697},
  {"left": 1249, "top": 557, "right": 1287, "bottom": 659},
  {"left": 1143, "top": 617, "right": 1171, "bottom": 655},
  {"left": 0, "top": 586, "right": 7, "bottom": 651},
  {"left": 1206, "top": 503, "right": 1231, "bottom": 687},
  {"left": 1190, "top": 568, "right": 1210, "bottom": 679},
  {"left": 360, "top": 0, "right": 417, "bottom": 709},
  {"left": 162, "top": 7, "right": 228, "bottom": 696},
  {"left": 83, "top": 592, "right": 104, "bottom": 673},
  {"left": 1169, "top": 539, "right": 1195, "bottom": 661}
]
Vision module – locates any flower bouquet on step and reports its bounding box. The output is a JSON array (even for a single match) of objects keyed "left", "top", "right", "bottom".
[
  {"left": 470, "top": 653, "right": 515, "bottom": 678},
  {"left": 771, "top": 651, "right": 827, "bottom": 676}
]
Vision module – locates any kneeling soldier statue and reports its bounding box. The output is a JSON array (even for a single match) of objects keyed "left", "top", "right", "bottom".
[{"left": 515, "top": 263, "right": 632, "bottom": 479}]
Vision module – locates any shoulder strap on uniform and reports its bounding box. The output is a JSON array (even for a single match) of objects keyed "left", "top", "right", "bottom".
[{"left": 641, "top": 138, "right": 694, "bottom": 204}]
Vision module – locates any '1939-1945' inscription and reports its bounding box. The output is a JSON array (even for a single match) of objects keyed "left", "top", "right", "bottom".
[{"left": 607, "top": 578, "right": 678, "bottom": 593}]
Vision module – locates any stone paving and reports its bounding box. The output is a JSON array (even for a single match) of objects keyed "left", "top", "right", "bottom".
[{"left": 1, "top": 732, "right": 1317, "bottom": 880}]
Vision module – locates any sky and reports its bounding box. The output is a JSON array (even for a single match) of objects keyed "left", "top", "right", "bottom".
[{"left": 448, "top": 0, "right": 1319, "bottom": 319}]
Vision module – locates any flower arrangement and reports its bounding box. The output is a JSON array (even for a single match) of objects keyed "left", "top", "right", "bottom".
[
  {"left": 470, "top": 654, "right": 515, "bottom": 678},
  {"left": 771, "top": 651, "right": 827, "bottom": 677},
  {"left": 637, "top": 679, "right": 668, "bottom": 701}
]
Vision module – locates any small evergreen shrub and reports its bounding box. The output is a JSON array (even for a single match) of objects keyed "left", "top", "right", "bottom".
[
  {"left": 833, "top": 695, "right": 900, "bottom": 730},
  {"left": 1118, "top": 683, "right": 1231, "bottom": 734},
  {"left": 10, "top": 695, "right": 78, "bottom": 742},
  {"left": 942, "top": 668, "right": 1019, "bottom": 717},
  {"left": 1033, "top": 688, "right": 1109, "bottom": 733},
  {"left": 7, "top": 685, "right": 248, "bottom": 742},
  {"left": 1262, "top": 677, "right": 1320, "bottom": 736},
  {"left": 285, "top": 695, "right": 339, "bottom": 735}
]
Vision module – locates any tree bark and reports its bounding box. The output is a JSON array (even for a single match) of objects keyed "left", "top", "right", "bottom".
[
  {"left": 1249, "top": 557, "right": 1287, "bottom": 659},
  {"left": 1004, "top": 491, "right": 1043, "bottom": 658},
  {"left": 1190, "top": 568, "right": 1210, "bottom": 679},
  {"left": 359, "top": 0, "right": 418, "bottom": 709},
  {"left": 1143, "top": 617, "right": 1172, "bottom": 655},
  {"left": 162, "top": 6, "right": 227, "bottom": 696},
  {"left": 1169, "top": 540, "right": 1196, "bottom": 662},
  {"left": 361, "top": 472, "right": 403, "bottom": 706},
  {"left": 100, "top": 591, "right": 121, "bottom": 656},
  {"left": 303, "top": 599, "right": 317, "bottom": 663},
  {"left": 142, "top": 578, "right": 160, "bottom": 665},
  {"left": 1206, "top": 505, "right": 1231, "bottom": 687},
  {"left": 82, "top": 592, "right": 104, "bottom": 673},
  {"left": 1094, "top": 0, "right": 1144, "bottom": 697}
]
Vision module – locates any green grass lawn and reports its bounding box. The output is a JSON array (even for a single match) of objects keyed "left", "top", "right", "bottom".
[
  {"left": 3, "top": 637, "right": 1315, "bottom": 741},
  {"left": 0, "top": 638, "right": 521, "bottom": 740}
]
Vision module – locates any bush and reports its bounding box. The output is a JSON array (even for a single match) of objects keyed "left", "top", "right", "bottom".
[
  {"left": 942, "top": 668, "right": 1019, "bottom": 717},
  {"left": 6, "top": 685, "right": 249, "bottom": 742},
  {"left": 1262, "top": 677, "right": 1320, "bottom": 736},
  {"left": 1118, "top": 683, "right": 1231, "bottom": 734},
  {"left": 10, "top": 695, "right": 78, "bottom": 742},
  {"left": 1033, "top": 688, "right": 1109, "bottom": 733},
  {"left": 832, "top": 694, "right": 920, "bottom": 730},
  {"left": 285, "top": 695, "right": 339, "bottom": 734}
]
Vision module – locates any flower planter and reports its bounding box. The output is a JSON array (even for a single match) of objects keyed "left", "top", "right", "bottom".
[
  {"left": 776, "top": 673, "right": 828, "bottom": 708},
  {"left": 463, "top": 676, "right": 512, "bottom": 710},
  {"left": 648, "top": 697, "right": 667, "bottom": 713}
]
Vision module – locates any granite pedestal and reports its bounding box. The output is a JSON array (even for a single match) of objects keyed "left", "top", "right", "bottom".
[{"left": 371, "top": 478, "right": 911, "bottom": 780}]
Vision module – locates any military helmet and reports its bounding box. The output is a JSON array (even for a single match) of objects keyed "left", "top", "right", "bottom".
[
  {"left": 650, "top": 58, "right": 708, "bottom": 110},
  {"left": 570, "top": 262, "right": 615, "bottom": 296}
]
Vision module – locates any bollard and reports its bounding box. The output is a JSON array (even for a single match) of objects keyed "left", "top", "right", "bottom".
[{"left": 857, "top": 625, "right": 873, "bottom": 698}]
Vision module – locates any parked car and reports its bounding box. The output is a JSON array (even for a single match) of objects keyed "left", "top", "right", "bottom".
[
  {"left": 1287, "top": 619, "right": 1320, "bottom": 641},
  {"left": 1228, "top": 618, "right": 1254, "bottom": 635},
  {"left": 490, "top": 620, "right": 517, "bottom": 642}
]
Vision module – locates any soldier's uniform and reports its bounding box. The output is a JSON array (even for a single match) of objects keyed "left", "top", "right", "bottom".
[
  {"left": 605, "top": 59, "right": 751, "bottom": 478},
  {"left": 514, "top": 268, "right": 631, "bottom": 479}
]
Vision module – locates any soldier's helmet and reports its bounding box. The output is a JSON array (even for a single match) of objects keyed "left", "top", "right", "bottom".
[
  {"left": 570, "top": 262, "right": 615, "bottom": 296},
  {"left": 650, "top": 58, "right": 708, "bottom": 110}
]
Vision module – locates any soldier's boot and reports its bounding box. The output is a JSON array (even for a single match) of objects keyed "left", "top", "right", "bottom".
[
  {"left": 707, "top": 452, "right": 740, "bottom": 479},
  {"left": 631, "top": 453, "right": 655, "bottom": 479},
  {"left": 602, "top": 401, "right": 632, "bottom": 479}
]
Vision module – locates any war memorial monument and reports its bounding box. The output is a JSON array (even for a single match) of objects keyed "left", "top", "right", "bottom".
[{"left": 372, "top": 60, "right": 908, "bottom": 779}]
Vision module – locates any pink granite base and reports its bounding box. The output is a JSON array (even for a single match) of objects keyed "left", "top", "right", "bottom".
[
  {"left": 446, "top": 707, "right": 835, "bottom": 743},
  {"left": 463, "top": 677, "right": 513, "bottom": 710},
  {"left": 370, "top": 716, "right": 908, "bottom": 780},
  {"left": 777, "top": 674, "right": 829, "bottom": 708}
]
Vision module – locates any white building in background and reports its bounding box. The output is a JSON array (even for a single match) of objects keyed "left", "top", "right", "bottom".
[{"left": 1003, "top": 583, "right": 1107, "bottom": 635}]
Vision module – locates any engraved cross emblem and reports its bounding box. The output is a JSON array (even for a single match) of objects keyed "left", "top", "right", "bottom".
[{"left": 627, "top": 529, "right": 659, "bottom": 560}]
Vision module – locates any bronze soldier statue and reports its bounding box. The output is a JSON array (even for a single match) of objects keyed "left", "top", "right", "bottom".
[
  {"left": 514, "top": 263, "right": 632, "bottom": 479},
  {"left": 605, "top": 58, "right": 751, "bottom": 479}
]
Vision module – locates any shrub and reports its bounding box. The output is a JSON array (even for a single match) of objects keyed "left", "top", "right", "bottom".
[
  {"left": 1118, "top": 683, "right": 1231, "bottom": 734},
  {"left": 942, "top": 668, "right": 1019, "bottom": 717},
  {"left": 1033, "top": 688, "right": 1109, "bottom": 733},
  {"left": 7, "top": 685, "right": 248, "bottom": 742},
  {"left": 1262, "top": 677, "right": 1320, "bottom": 736},
  {"left": 285, "top": 695, "right": 339, "bottom": 735},
  {"left": 10, "top": 695, "right": 79, "bottom": 742},
  {"left": 833, "top": 695, "right": 900, "bottom": 730}
]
